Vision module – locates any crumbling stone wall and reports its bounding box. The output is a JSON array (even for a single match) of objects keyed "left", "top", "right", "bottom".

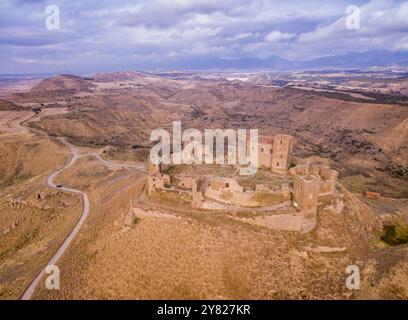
[
  {"left": 289, "top": 163, "right": 339, "bottom": 196},
  {"left": 319, "top": 166, "right": 339, "bottom": 195},
  {"left": 150, "top": 187, "right": 192, "bottom": 204},
  {"left": 204, "top": 177, "right": 291, "bottom": 207},
  {"left": 148, "top": 172, "right": 203, "bottom": 209},
  {"left": 147, "top": 174, "right": 170, "bottom": 194},
  {"left": 174, "top": 176, "right": 194, "bottom": 189}
]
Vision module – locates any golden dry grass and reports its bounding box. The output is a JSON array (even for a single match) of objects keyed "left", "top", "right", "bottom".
[
  {"left": 0, "top": 134, "right": 81, "bottom": 299},
  {"left": 30, "top": 156, "right": 396, "bottom": 300}
]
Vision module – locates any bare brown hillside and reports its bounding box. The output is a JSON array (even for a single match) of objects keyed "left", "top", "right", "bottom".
[
  {"left": 23, "top": 79, "right": 408, "bottom": 180},
  {"left": 0, "top": 99, "right": 23, "bottom": 111},
  {"left": 9, "top": 75, "right": 95, "bottom": 103}
]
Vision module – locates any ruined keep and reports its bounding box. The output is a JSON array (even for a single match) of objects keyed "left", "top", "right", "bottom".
[
  {"left": 257, "top": 134, "right": 294, "bottom": 174},
  {"left": 257, "top": 136, "right": 274, "bottom": 169},
  {"left": 288, "top": 163, "right": 339, "bottom": 196}
]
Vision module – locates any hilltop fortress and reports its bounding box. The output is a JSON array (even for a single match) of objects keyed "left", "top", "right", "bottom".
[{"left": 147, "top": 134, "right": 343, "bottom": 233}]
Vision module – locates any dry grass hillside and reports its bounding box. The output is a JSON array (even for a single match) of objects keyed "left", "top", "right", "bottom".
[
  {"left": 0, "top": 134, "right": 65, "bottom": 188},
  {"left": 0, "top": 133, "right": 81, "bottom": 299},
  {"left": 30, "top": 165, "right": 391, "bottom": 299}
]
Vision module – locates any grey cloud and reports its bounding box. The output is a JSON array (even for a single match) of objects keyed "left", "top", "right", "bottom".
[{"left": 1, "top": 0, "right": 407, "bottom": 73}]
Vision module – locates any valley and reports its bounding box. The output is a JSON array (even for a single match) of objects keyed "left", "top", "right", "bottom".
[{"left": 0, "top": 70, "right": 407, "bottom": 299}]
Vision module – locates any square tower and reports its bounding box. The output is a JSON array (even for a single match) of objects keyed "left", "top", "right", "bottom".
[
  {"left": 257, "top": 136, "right": 274, "bottom": 169},
  {"left": 271, "top": 134, "right": 294, "bottom": 175},
  {"left": 148, "top": 159, "right": 161, "bottom": 175},
  {"left": 293, "top": 175, "right": 320, "bottom": 233}
]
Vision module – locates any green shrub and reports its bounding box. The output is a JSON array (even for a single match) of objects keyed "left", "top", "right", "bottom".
[{"left": 381, "top": 223, "right": 408, "bottom": 246}]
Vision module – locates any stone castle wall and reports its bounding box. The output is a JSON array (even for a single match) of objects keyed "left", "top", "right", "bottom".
[
  {"left": 242, "top": 212, "right": 302, "bottom": 232},
  {"left": 204, "top": 177, "right": 291, "bottom": 207}
]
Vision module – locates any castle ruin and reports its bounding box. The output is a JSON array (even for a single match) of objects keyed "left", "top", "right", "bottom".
[{"left": 147, "top": 134, "right": 341, "bottom": 233}]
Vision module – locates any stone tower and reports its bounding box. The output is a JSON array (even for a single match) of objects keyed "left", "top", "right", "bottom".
[
  {"left": 271, "top": 134, "right": 294, "bottom": 175},
  {"left": 319, "top": 166, "right": 339, "bottom": 195},
  {"left": 148, "top": 158, "right": 161, "bottom": 175},
  {"left": 293, "top": 174, "right": 320, "bottom": 233},
  {"left": 192, "top": 178, "right": 202, "bottom": 209},
  {"left": 257, "top": 136, "right": 274, "bottom": 169}
]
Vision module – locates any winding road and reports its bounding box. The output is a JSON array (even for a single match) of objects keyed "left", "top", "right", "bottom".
[{"left": 20, "top": 135, "right": 147, "bottom": 300}]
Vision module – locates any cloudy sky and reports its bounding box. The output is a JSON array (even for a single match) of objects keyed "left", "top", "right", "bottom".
[{"left": 1, "top": 0, "right": 407, "bottom": 73}]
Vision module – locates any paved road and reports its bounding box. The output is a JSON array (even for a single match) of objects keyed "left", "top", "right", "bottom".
[
  {"left": 21, "top": 137, "right": 147, "bottom": 300},
  {"left": 21, "top": 146, "right": 90, "bottom": 300}
]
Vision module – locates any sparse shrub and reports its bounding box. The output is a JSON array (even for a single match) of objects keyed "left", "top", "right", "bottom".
[
  {"left": 130, "top": 216, "right": 141, "bottom": 227},
  {"left": 163, "top": 165, "right": 177, "bottom": 174},
  {"left": 381, "top": 223, "right": 408, "bottom": 246}
]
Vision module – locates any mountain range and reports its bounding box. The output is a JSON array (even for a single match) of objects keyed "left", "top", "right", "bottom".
[{"left": 146, "top": 50, "right": 408, "bottom": 71}]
